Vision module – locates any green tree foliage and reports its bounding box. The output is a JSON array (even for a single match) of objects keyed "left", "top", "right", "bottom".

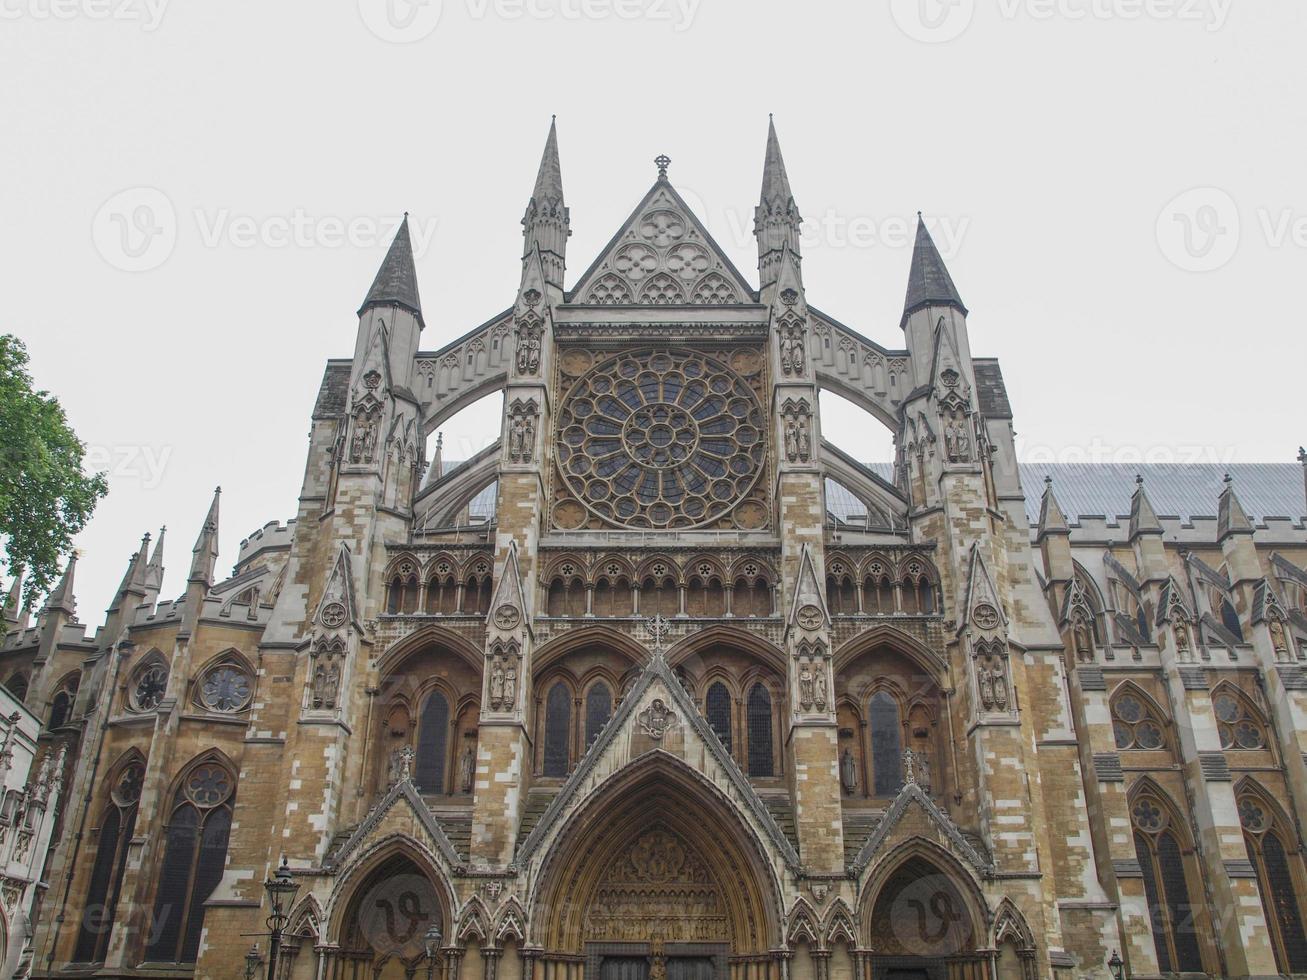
[{"left": 0, "top": 335, "right": 107, "bottom": 607}]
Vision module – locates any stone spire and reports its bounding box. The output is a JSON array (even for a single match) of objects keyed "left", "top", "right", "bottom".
[
  {"left": 1037, "top": 476, "right": 1070, "bottom": 541},
  {"left": 755, "top": 115, "right": 802, "bottom": 290},
  {"left": 358, "top": 215, "right": 424, "bottom": 328},
  {"left": 902, "top": 214, "right": 967, "bottom": 326},
  {"left": 1128, "top": 475, "right": 1163, "bottom": 540},
  {"left": 142, "top": 525, "right": 166, "bottom": 602},
  {"left": 189, "top": 487, "right": 221, "bottom": 587},
  {"left": 1217, "top": 473, "right": 1254, "bottom": 542},
  {"left": 522, "top": 116, "right": 569, "bottom": 290},
  {"left": 431, "top": 432, "right": 443, "bottom": 482},
  {"left": 43, "top": 554, "right": 77, "bottom": 619},
  {"left": 2, "top": 570, "right": 22, "bottom": 630}
]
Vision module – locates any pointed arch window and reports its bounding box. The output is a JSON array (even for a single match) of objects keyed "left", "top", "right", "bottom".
[
  {"left": 1131, "top": 795, "right": 1205, "bottom": 974},
  {"left": 4, "top": 673, "right": 27, "bottom": 703},
  {"left": 1214, "top": 590, "right": 1244, "bottom": 640},
  {"left": 585, "top": 682, "right": 612, "bottom": 747},
  {"left": 746, "top": 683, "right": 773, "bottom": 777},
  {"left": 706, "top": 682, "right": 732, "bottom": 754},
  {"left": 49, "top": 673, "right": 80, "bottom": 729},
  {"left": 129, "top": 659, "right": 169, "bottom": 713},
  {"left": 145, "top": 761, "right": 236, "bottom": 964},
  {"left": 543, "top": 682, "right": 571, "bottom": 777},
  {"left": 73, "top": 761, "right": 143, "bottom": 962},
  {"left": 1213, "top": 690, "right": 1267, "bottom": 750},
  {"left": 415, "top": 691, "right": 451, "bottom": 793},
  {"left": 1238, "top": 791, "right": 1307, "bottom": 972},
  {"left": 1111, "top": 690, "right": 1167, "bottom": 750},
  {"left": 869, "top": 691, "right": 903, "bottom": 796}
]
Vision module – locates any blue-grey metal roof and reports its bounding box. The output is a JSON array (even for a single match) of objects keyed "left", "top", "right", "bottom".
[{"left": 825, "top": 465, "right": 1304, "bottom": 527}]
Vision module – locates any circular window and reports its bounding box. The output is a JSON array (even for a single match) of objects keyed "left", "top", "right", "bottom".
[
  {"left": 555, "top": 349, "right": 765, "bottom": 529},
  {"left": 1132, "top": 799, "right": 1165, "bottom": 832},
  {"left": 113, "top": 764, "right": 144, "bottom": 806},
  {"left": 185, "top": 765, "right": 233, "bottom": 807},
  {"left": 200, "top": 665, "right": 253, "bottom": 713},
  {"left": 132, "top": 664, "right": 169, "bottom": 712}
]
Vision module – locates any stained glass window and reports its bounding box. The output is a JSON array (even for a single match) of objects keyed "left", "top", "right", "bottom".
[
  {"left": 746, "top": 684, "right": 773, "bottom": 777},
  {"left": 416, "top": 692, "right": 450, "bottom": 792},
  {"left": 543, "top": 683, "right": 571, "bottom": 777}
]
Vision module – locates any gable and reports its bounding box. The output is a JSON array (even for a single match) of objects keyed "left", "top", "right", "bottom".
[{"left": 568, "top": 182, "right": 756, "bottom": 306}]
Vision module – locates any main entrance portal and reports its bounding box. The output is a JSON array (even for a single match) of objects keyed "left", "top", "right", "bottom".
[{"left": 588, "top": 944, "right": 726, "bottom": 980}]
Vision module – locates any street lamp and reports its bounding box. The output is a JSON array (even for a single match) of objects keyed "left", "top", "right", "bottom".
[
  {"left": 263, "top": 856, "right": 301, "bottom": 980},
  {"left": 423, "top": 923, "right": 443, "bottom": 980},
  {"left": 1107, "top": 950, "right": 1125, "bottom": 980},
  {"left": 245, "top": 944, "right": 263, "bottom": 980}
]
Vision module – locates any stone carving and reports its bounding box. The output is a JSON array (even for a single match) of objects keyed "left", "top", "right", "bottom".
[
  {"left": 944, "top": 409, "right": 972, "bottom": 463},
  {"left": 638, "top": 698, "right": 676, "bottom": 739},
  {"left": 798, "top": 661, "right": 814, "bottom": 710},
  {"left": 320, "top": 601, "right": 347, "bottom": 630},
  {"left": 972, "top": 603, "right": 1000, "bottom": 631},
  {"left": 507, "top": 399, "right": 538, "bottom": 464},
  {"left": 779, "top": 320, "right": 806, "bottom": 375},
  {"left": 1270, "top": 618, "right": 1289, "bottom": 659},
  {"left": 796, "top": 604, "right": 823, "bottom": 631},
  {"left": 839, "top": 747, "right": 857, "bottom": 795},
  {"left": 349, "top": 407, "right": 380, "bottom": 464},
  {"left": 515, "top": 316, "right": 542, "bottom": 375},
  {"left": 781, "top": 398, "right": 812, "bottom": 463},
  {"left": 584, "top": 827, "right": 727, "bottom": 942},
  {"left": 389, "top": 745, "right": 414, "bottom": 786},
  {"left": 312, "top": 657, "right": 341, "bottom": 711},
  {"left": 458, "top": 740, "right": 475, "bottom": 794},
  {"left": 493, "top": 604, "right": 520, "bottom": 630},
  {"left": 1174, "top": 622, "right": 1193, "bottom": 662},
  {"left": 488, "top": 642, "right": 520, "bottom": 712},
  {"left": 1073, "top": 620, "right": 1094, "bottom": 663},
  {"left": 977, "top": 644, "right": 1011, "bottom": 713},
  {"left": 814, "top": 666, "right": 828, "bottom": 711}
]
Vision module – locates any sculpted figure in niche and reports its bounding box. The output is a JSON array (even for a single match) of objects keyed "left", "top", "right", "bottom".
[
  {"left": 813, "top": 665, "right": 828, "bottom": 710},
  {"left": 1269, "top": 618, "right": 1289, "bottom": 659},
  {"left": 798, "top": 661, "right": 814, "bottom": 710},
  {"left": 989, "top": 657, "right": 1009, "bottom": 711},
  {"left": 839, "top": 747, "right": 857, "bottom": 795},
  {"left": 1174, "top": 623, "right": 1192, "bottom": 662},
  {"left": 508, "top": 410, "right": 535, "bottom": 463},
  {"left": 458, "top": 741, "right": 475, "bottom": 793},
  {"left": 1073, "top": 623, "right": 1093, "bottom": 663},
  {"left": 489, "top": 659, "right": 505, "bottom": 707},
  {"left": 503, "top": 662, "right": 518, "bottom": 710},
  {"left": 978, "top": 659, "right": 995, "bottom": 711},
  {"left": 312, "top": 656, "right": 341, "bottom": 710}
]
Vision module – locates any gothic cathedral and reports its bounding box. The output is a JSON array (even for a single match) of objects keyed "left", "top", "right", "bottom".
[{"left": 7, "top": 120, "right": 1307, "bottom": 980}]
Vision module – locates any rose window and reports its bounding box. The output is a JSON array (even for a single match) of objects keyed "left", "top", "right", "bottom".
[
  {"left": 132, "top": 664, "right": 169, "bottom": 711},
  {"left": 185, "top": 765, "right": 234, "bottom": 807},
  {"left": 556, "top": 349, "right": 764, "bottom": 529},
  {"left": 199, "top": 665, "right": 253, "bottom": 713}
]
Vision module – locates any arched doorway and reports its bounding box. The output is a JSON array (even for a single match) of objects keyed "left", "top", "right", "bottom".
[
  {"left": 530, "top": 755, "right": 782, "bottom": 980},
  {"left": 861, "top": 849, "right": 988, "bottom": 979},
  {"left": 332, "top": 852, "right": 451, "bottom": 980}
]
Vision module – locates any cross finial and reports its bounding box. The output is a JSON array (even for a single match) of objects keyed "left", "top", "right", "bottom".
[
  {"left": 645, "top": 613, "right": 672, "bottom": 654},
  {"left": 1135, "top": 473, "right": 1144, "bottom": 487},
  {"left": 655, "top": 154, "right": 671, "bottom": 180}
]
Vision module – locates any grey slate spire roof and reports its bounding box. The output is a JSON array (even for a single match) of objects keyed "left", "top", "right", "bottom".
[
  {"left": 358, "top": 215, "right": 424, "bottom": 327},
  {"left": 902, "top": 214, "right": 967, "bottom": 325}
]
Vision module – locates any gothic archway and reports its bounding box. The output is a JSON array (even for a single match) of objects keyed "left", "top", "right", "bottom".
[
  {"left": 859, "top": 843, "right": 989, "bottom": 979},
  {"left": 530, "top": 753, "right": 783, "bottom": 978}
]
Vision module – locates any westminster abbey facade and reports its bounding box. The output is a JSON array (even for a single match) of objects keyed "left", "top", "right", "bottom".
[{"left": 4, "top": 120, "right": 1307, "bottom": 980}]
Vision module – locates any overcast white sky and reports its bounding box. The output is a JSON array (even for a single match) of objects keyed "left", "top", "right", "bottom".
[{"left": 3, "top": 0, "right": 1304, "bottom": 619}]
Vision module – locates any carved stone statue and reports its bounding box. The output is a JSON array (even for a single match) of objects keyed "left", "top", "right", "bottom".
[
  {"left": 978, "top": 661, "right": 995, "bottom": 711},
  {"left": 839, "top": 748, "right": 857, "bottom": 795},
  {"left": 503, "top": 662, "right": 517, "bottom": 711},
  {"left": 813, "top": 666, "right": 828, "bottom": 711},
  {"left": 798, "top": 662, "right": 814, "bottom": 710},
  {"left": 489, "top": 659, "right": 505, "bottom": 707},
  {"left": 990, "top": 659, "right": 1009, "bottom": 712},
  {"left": 1270, "top": 618, "right": 1289, "bottom": 659},
  {"left": 458, "top": 742, "right": 475, "bottom": 793},
  {"left": 1174, "top": 623, "right": 1192, "bottom": 662},
  {"left": 508, "top": 402, "right": 537, "bottom": 464}
]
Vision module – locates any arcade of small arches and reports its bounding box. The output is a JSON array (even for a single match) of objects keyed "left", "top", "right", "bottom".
[
  {"left": 542, "top": 555, "right": 778, "bottom": 620},
  {"left": 824, "top": 553, "right": 939, "bottom": 618},
  {"left": 385, "top": 552, "right": 496, "bottom": 617}
]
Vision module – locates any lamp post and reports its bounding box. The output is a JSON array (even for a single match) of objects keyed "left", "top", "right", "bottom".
[
  {"left": 245, "top": 944, "right": 263, "bottom": 980},
  {"left": 423, "top": 924, "right": 443, "bottom": 980},
  {"left": 1107, "top": 950, "right": 1125, "bottom": 980},
  {"left": 263, "top": 856, "right": 300, "bottom": 980}
]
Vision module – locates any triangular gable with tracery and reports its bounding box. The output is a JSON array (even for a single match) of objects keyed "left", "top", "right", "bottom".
[
  {"left": 325, "top": 770, "right": 465, "bottom": 874},
  {"left": 568, "top": 180, "right": 756, "bottom": 306},
  {"left": 515, "top": 636, "right": 800, "bottom": 871}
]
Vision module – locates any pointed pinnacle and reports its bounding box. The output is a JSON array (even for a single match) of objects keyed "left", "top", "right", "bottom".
[
  {"left": 902, "top": 214, "right": 967, "bottom": 325},
  {"left": 190, "top": 486, "right": 221, "bottom": 584},
  {"left": 532, "top": 117, "right": 564, "bottom": 204},
  {"left": 1218, "top": 475, "right": 1253, "bottom": 540},
  {"left": 1129, "top": 479, "right": 1163, "bottom": 540},
  {"left": 1037, "top": 478, "right": 1070, "bottom": 538},
  {"left": 760, "top": 116, "right": 795, "bottom": 209},
  {"left": 358, "top": 215, "right": 423, "bottom": 326}
]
